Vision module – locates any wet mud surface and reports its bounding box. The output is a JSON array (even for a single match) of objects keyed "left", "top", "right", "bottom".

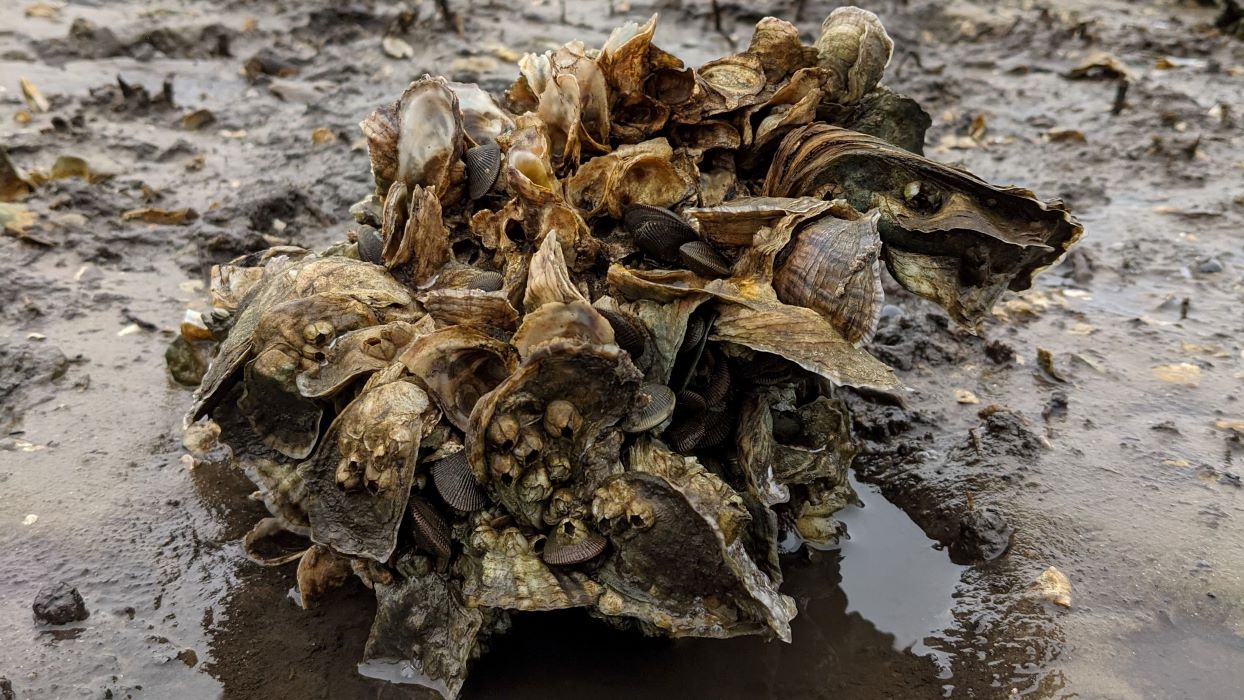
[{"left": 2, "top": 0, "right": 1243, "bottom": 698}]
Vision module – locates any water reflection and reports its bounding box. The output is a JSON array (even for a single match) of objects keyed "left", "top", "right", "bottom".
[{"left": 836, "top": 474, "right": 966, "bottom": 660}]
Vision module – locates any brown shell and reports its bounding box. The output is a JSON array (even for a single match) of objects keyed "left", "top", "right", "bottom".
[
  {"left": 356, "top": 225, "right": 384, "bottom": 265},
  {"left": 543, "top": 530, "right": 607, "bottom": 566},
  {"left": 598, "top": 308, "right": 646, "bottom": 359},
  {"left": 696, "top": 409, "right": 734, "bottom": 448},
  {"left": 773, "top": 208, "right": 885, "bottom": 347},
  {"left": 360, "top": 102, "right": 400, "bottom": 190},
  {"left": 704, "top": 353, "right": 731, "bottom": 404},
  {"left": 634, "top": 219, "right": 694, "bottom": 263},
  {"left": 422, "top": 288, "right": 519, "bottom": 331},
  {"left": 468, "top": 270, "right": 505, "bottom": 293},
  {"left": 675, "top": 389, "right": 707, "bottom": 416},
  {"left": 297, "top": 378, "right": 440, "bottom": 561},
  {"left": 409, "top": 496, "right": 453, "bottom": 559},
  {"left": 382, "top": 184, "right": 450, "bottom": 287},
  {"left": 296, "top": 320, "right": 427, "bottom": 399},
  {"left": 448, "top": 80, "right": 515, "bottom": 145},
  {"left": 399, "top": 326, "right": 518, "bottom": 432},
  {"left": 395, "top": 76, "right": 465, "bottom": 196},
  {"left": 746, "top": 17, "right": 812, "bottom": 83},
  {"left": 814, "top": 6, "right": 894, "bottom": 104},
  {"left": 697, "top": 53, "right": 767, "bottom": 115},
  {"left": 665, "top": 418, "right": 706, "bottom": 454},
  {"left": 431, "top": 450, "right": 487, "bottom": 512}
]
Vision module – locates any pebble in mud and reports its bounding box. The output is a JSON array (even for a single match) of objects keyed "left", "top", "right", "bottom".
[
  {"left": 1196, "top": 257, "right": 1224, "bottom": 274},
  {"left": 0, "top": 677, "right": 12, "bottom": 700},
  {"left": 32, "top": 582, "right": 89, "bottom": 625},
  {"left": 951, "top": 506, "right": 1014, "bottom": 562}
]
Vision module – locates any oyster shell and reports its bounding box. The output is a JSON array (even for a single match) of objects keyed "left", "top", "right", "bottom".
[
  {"left": 297, "top": 377, "right": 440, "bottom": 561},
  {"left": 362, "top": 571, "right": 486, "bottom": 699},
  {"left": 395, "top": 76, "right": 465, "bottom": 197},
  {"left": 590, "top": 438, "right": 796, "bottom": 640},
  {"left": 188, "top": 257, "right": 421, "bottom": 453},
  {"left": 467, "top": 339, "right": 641, "bottom": 528},
  {"left": 814, "top": 7, "right": 893, "bottom": 104},
  {"left": 399, "top": 326, "right": 517, "bottom": 432},
  {"left": 764, "top": 124, "right": 1083, "bottom": 325},
  {"left": 297, "top": 319, "right": 430, "bottom": 399}
]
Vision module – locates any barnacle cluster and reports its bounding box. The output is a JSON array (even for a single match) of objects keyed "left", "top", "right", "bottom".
[{"left": 179, "top": 8, "right": 1080, "bottom": 697}]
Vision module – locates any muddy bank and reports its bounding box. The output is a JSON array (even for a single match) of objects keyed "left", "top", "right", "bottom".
[{"left": 2, "top": 0, "right": 1243, "bottom": 699}]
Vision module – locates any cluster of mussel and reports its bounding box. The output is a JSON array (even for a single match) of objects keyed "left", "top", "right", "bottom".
[{"left": 179, "top": 8, "right": 1080, "bottom": 697}]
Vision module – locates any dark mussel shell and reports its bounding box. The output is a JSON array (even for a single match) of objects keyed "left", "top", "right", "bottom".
[
  {"left": 678, "top": 240, "right": 732, "bottom": 277},
  {"left": 665, "top": 418, "right": 707, "bottom": 453},
  {"left": 622, "top": 203, "right": 695, "bottom": 236},
  {"left": 599, "top": 308, "right": 646, "bottom": 359},
  {"left": 680, "top": 314, "right": 707, "bottom": 354},
  {"left": 430, "top": 451, "right": 488, "bottom": 512},
  {"left": 750, "top": 352, "right": 795, "bottom": 386},
  {"left": 542, "top": 531, "right": 608, "bottom": 567},
  {"left": 624, "top": 383, "right": 676, "bottom": 433},
  {"left": 467, "top": 269, "right": 505, "bottom": 292},
  {"left": 696, "top": 409, "right": 735, "bottom": 449},
  {"left": 675, "top": 388, "right": 707, "bottom": 416},
  {"left": 409, "top": 496, "right": 453, "bottom": 558},
  {"left": 634, "top": 219, "right": 696, "bottom": 263},
  {"left": 465, "top": 141, "right": 502, "bottom": 200},
  {"left": 356, "top": 225, "right": 385, "bottom": 265},
  {"left": 704, "top": 352, "right": 731, "bottom": 404}
]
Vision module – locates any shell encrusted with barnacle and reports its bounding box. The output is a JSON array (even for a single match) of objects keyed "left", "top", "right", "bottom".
[{"left": 177, "top": 8, "right": 1080, "bottom": 698}]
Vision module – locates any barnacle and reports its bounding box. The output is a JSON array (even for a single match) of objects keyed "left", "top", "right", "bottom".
[{"left": 178, "top": 8, "right": 1080, "bottom": 698}]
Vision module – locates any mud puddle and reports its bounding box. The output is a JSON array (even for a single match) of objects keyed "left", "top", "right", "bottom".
[{"left": 835, "top": 474, "right": 965, "bottom": 667}]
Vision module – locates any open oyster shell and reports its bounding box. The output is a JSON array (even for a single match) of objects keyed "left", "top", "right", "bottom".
[{"left": 765, "top": 124, "right": 1082, "bottom": 326}]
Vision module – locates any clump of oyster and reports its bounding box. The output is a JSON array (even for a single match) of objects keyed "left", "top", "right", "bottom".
[{"left": 176, "top": 8, "right": 1080, "bottom": 698}]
